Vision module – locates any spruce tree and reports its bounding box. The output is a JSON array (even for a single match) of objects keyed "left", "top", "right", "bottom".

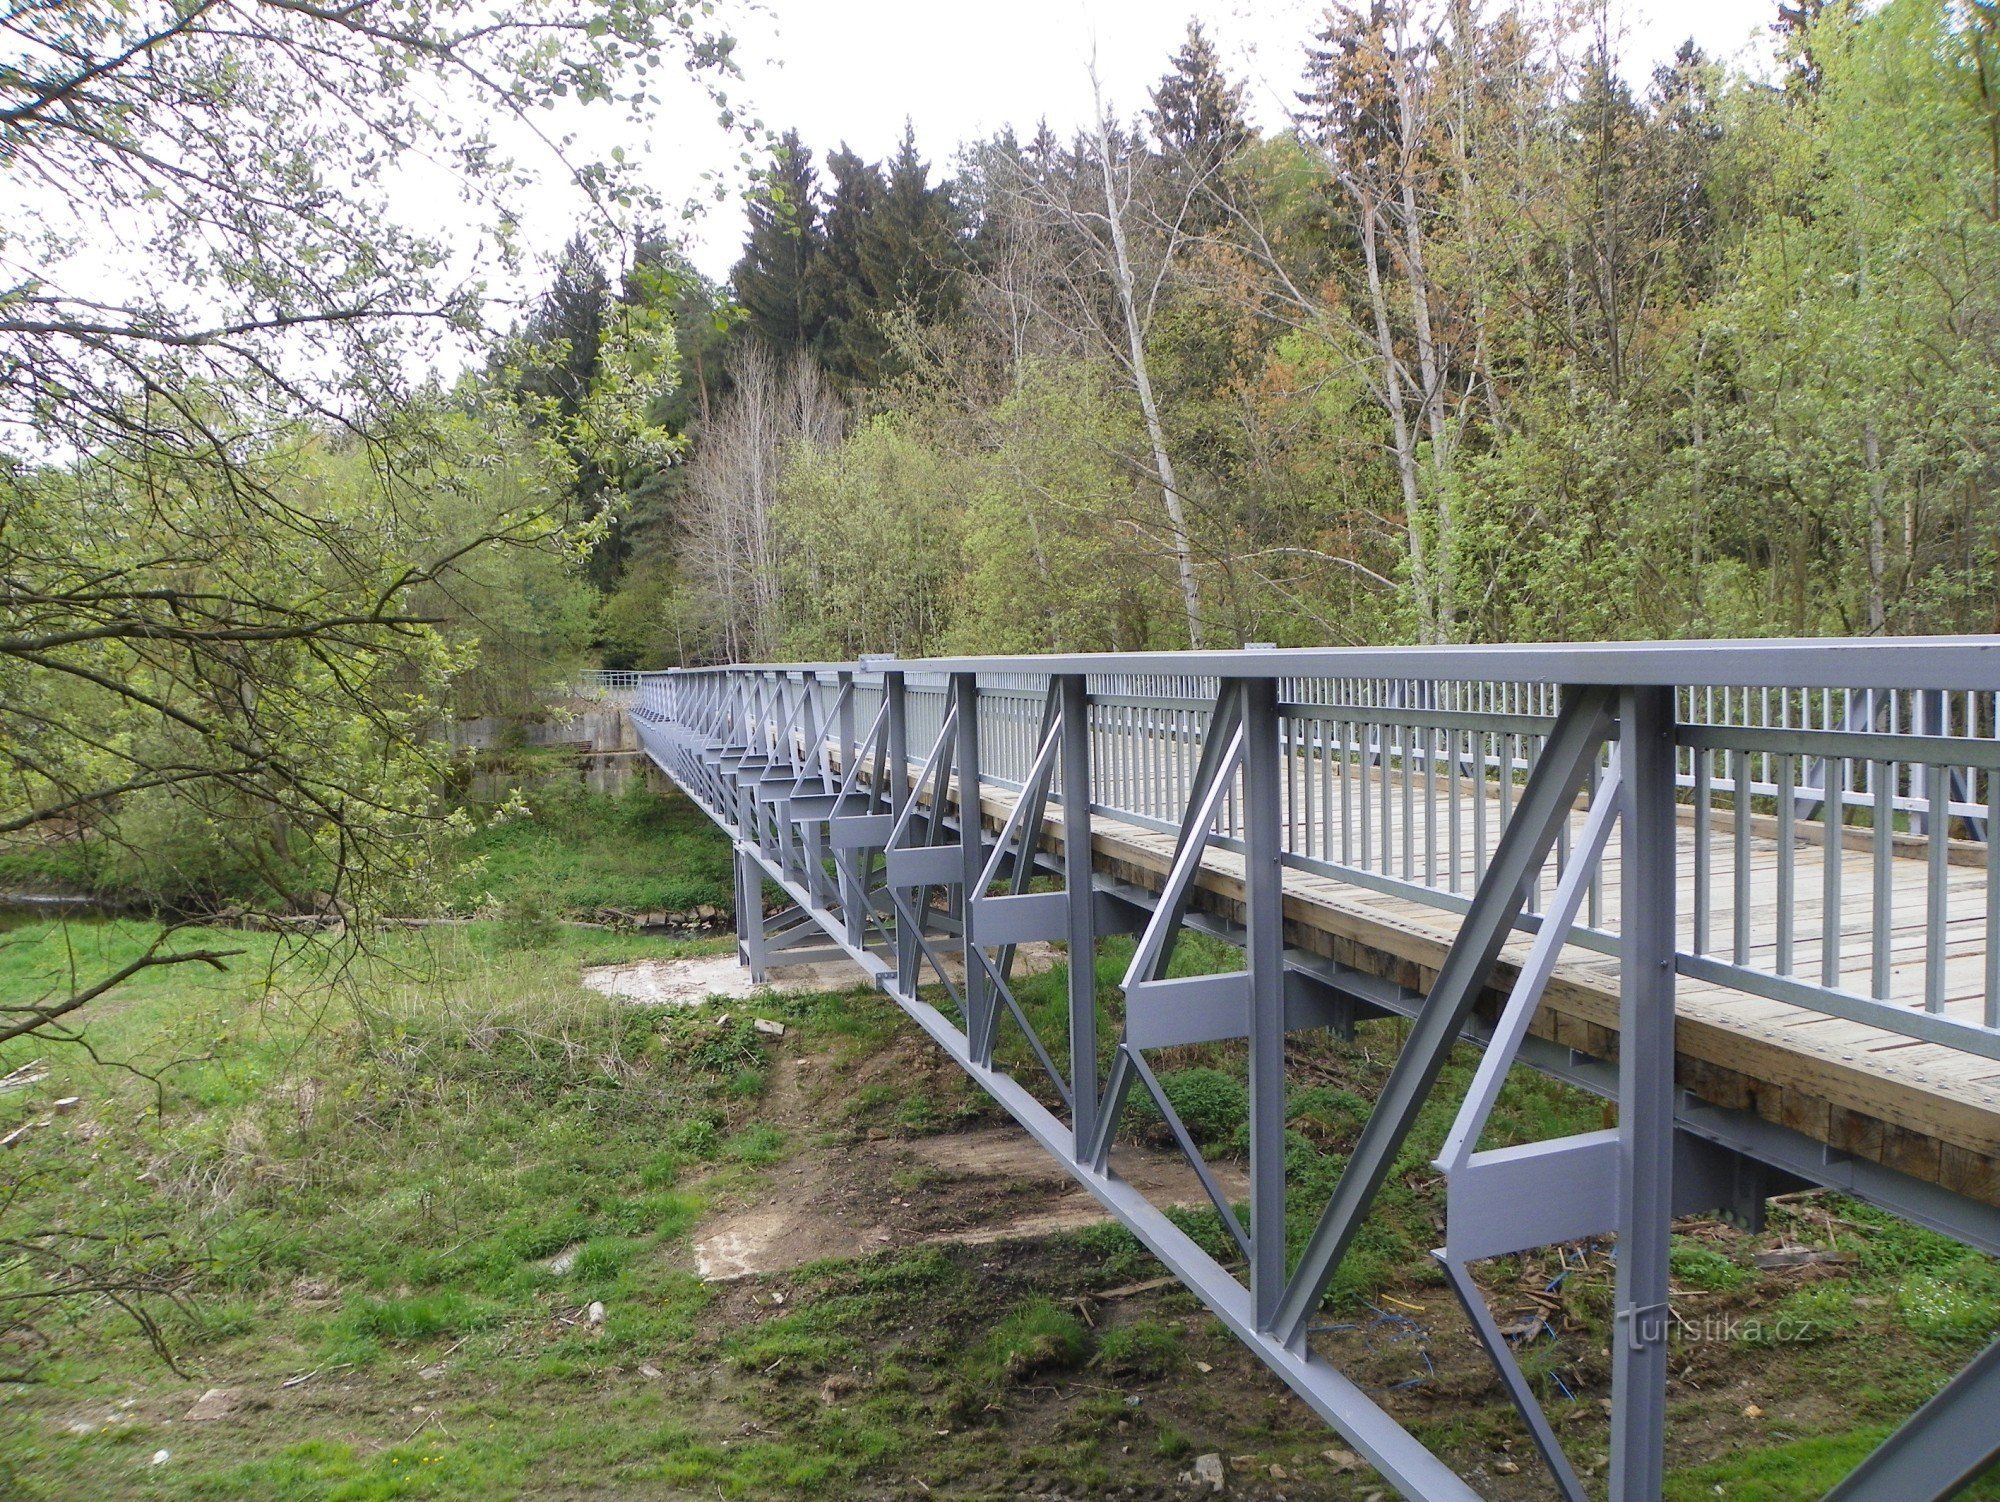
[
  {"left": 734, "top": 130, "right": 824, "bottom": 352},
  {"left": 860, "top": 124, "right": 963, "bottom": 326},
  {"left": 1149, "top": 21, "right": 1250, "bottom": 177},
  {"left": 804, "top": 145, "right": 887, "bottom": 387}
]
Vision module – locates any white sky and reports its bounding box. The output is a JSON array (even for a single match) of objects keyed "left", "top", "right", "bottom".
[{"left": 622, "top": 0, "right": 1783, "bottom": 283}]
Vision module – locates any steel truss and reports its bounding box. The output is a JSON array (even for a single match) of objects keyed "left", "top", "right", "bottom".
[{"left": 629, "top": 646, "right": 2000, "bottom": 1502}]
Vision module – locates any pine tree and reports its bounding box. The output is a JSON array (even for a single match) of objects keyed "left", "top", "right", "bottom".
[
  {"left": 734, "top": 130, "right": 824, "bottom": 352},
  {"left": 519, "top": 231, "right": 609, "bottom": 423}
]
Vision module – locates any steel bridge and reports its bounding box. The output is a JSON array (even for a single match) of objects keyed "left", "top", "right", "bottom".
[{"left": 622, "top": 641, "right": 2000, "bottom": 1502}]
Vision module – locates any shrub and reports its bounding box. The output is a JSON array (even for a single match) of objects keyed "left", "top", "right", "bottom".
[{"left": 1136, "top": 1067, "right": 1247, "bottom": 1146}]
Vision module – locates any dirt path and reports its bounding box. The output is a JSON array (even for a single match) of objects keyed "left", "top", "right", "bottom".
[{"left": 689, "top": 1043, "right": 1248, "bottom": 1281}]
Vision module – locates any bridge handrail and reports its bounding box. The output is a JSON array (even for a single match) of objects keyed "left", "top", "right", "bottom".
[{"left": 632, "top": 644, "right": 2000, "bottom": 1054}]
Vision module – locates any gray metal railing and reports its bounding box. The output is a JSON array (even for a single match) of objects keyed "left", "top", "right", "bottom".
[{"left": 637, "top": 651, "right": 2000, "bottom": 1049}]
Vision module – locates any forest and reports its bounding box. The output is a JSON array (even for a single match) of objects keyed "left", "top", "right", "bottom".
[{"left": 571, "top": 0, "right": 2000, "bottom": 664}]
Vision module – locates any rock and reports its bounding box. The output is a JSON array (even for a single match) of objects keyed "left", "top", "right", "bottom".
[
  {"left": 185, "top": 1387, "right": 237, "bottom": 1421},
  {"left": 0, "top": 1124, "right": 35, "bottom": 1149},
  {"left": 1322, "top": 1450, "right": 1361, "bottom": 1472},
  {"left": 638, "top": 1363, "right": 664, "bottom": 1380},
  {"left": 418, "top": 1363, "right": 448, "bottom": 1381},
  {"left": 715, "top": 1013, "right": 733, "bottom": 1029},
  {"left": 541, "top": 1244, "right": 582, "bottom": 1276},
  {"left": 290, "top": 1276, "right": 336, "bottom": 1304},
  {"left": 151, "top": 1450, "right": 171, "bottom": 1467},
  {"left": 50, "top": 1097, "right": 81, "bottom": 1115},
  {"left": 1742, "top": 1403, "right": 1765, "bottom": 1418},
  {"left": 586, "top": 1301, "right": 606, "bottom": 1326},
  {"left": 1185, "top": 1453, "right": 1226, "bottom": 1493},
  {"left": 752, "top": 1018, "right": 786, "bottom": 1037}
]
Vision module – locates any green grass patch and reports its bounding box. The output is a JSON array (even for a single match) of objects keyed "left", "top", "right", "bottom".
[{"left": 445, "top": 776, "right": 734, "bottom": 918}]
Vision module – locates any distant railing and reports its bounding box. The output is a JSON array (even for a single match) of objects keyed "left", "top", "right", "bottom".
[
  {"left": 634, "top": 644, "right": 2000, "bottom": 1055},
  {"left": 569, "top": 669, "right": 643, "bottom": 698}
]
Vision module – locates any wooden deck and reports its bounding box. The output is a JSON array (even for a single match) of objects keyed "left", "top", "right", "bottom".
[{"left": 930, "top": 765, "right": 2000, "bottom": 1209}]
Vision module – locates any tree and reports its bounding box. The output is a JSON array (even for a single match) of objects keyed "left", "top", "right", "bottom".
[
  {"left": 513, "top": 233, "right": 617, "bottom": 582},
  {"left": 678, "top": 345, "right": 844, "bottom": 662},
  {"left": 733, "top": 131, "right": 825, "bottom": 353},
  {"left": 1149, "top": 20, "right": 1253, "bottom": 199},
  {"left": 858, "top": 127, "right": 965, "bottom": 339},
  {"left": 805, "top": 145, "right": 889, "bottom": 386},
  {"left": 0, "top": 0, "right": 746, "bottom": 1039}
]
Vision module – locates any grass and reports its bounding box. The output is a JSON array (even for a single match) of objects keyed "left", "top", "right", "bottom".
[
  {"left": 443, "top": 774, "right": 734, "bottom": 918},
  {"left": 4, "top": 789, "right": 2000, "bottom": 1500}
]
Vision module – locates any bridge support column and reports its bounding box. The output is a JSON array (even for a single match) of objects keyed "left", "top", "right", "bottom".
[
  {"left": 735, "top": 845, "right": 769, "bottom": 984},
  {"left": 1059, "top": 674, "right": 1098, "bottom": 1159},
  {"left": 1612, "top": 684, "right": 1678, "bottom": 1502}
]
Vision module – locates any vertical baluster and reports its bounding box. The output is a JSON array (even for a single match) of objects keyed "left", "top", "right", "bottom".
[
  {"left": 1927, "top": 762, "right": 1948, "bottom": 1014},
  {"left": 1448, "top": 726, "right": 1463, "bottom": 895},
  {"left": 1378, "top": 718, "right": 1392, "bottom": 875},
  {"left": 1401, "top": 721, "right": 1414, "bottom": 880},
  {"left": 1873, "top": 759, "right": 1895, "bottom": 1000},
  {"left": 1733, "top": 747, "right": 1753, "bottom": 966},
  {"left": 1288, "top": 716, "right": 1304, "bottom": 856},
  {"left": 1424, "top": 715, "right": 1438, "bottom": 886},
  {"left": 1360, "top": 717, "right": 1372, "bottom": 873},
  {"left": 1694, "top": 748, "right": 1712, "bottom": 954},
  {"left": 1776, "top": 753, "right": 1795, "bottom": 975},
  {"left": 1317, "top": 711, "right": 1330, "bottom": 861},
  {"left": 1822, "top": 758, "right": 1845, "bottom": 988},
  {"left": 1302, "top": 714, "right": 1315, "bottom": 860},
  {"left": 1474, "top": 727, "right": 1489, "bottom": 884},
  {"left": 1987, "top": 762, "right": 1999, "bottom": 1029}
]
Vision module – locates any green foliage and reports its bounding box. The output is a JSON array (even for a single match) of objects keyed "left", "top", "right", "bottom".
[
  {"left": 775, "top": 417, "right": 966, "bottom": 657},
  {"left": 340, "top": 1291, "right": 502, "bottom": 1344},
  {"left": 1094, "top": 1320, "right": 1184, "bottom": 1380},
  {"left": 1670, "top": 1242, "right": 1752, "bottom": 1293},
  {"left": 445, "top": 777, "right": 735, "bottom": 918},
  {"left": 972, "top": 1298, "right": 1093, "bottom": 1385},
  {"left": 1896, "top": 1265, "right": 2000, "bottom": 1345},
  {"left": 1133, "top": 1066, "right": 1249, "bottom": 1146}
]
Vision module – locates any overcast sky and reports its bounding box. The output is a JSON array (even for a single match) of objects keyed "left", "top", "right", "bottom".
[{"left": 628, "top": 0, "right": 1784, "bottom": 283}]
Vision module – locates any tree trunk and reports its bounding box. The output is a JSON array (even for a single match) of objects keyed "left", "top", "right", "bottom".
[
  {"left": 1359, "top": 188, "right": 1438, "bottom": 644},
  {"left": 1091, "top": 110, "right": 1205, "bottom": 649}
]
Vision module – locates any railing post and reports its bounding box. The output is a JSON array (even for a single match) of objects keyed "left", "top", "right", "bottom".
[
  {"left": 836, "top": 671, "right": 864, "bottom": 948},
  {"left": 735, "top": 843, "right": 768, "bottom": 985},
  {"left": 1060, "top": 673, "right": 1097, "bottom": 1158},
  {"left": 1612, "top": 683, "right": 1677, "bottom": 1501},
  {"left": 886, "top": 670, "right": 916, "bottom": 990},
  {"left": 1241, "top": 676, "right": 1288, "bottom": 1331},
  {"left": 956, "top": 671, "right": 993, "bottom": 1064}
]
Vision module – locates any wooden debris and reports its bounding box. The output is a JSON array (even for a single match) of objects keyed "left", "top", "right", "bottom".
[
  {"left": 0, "top": 1060, "right": 48, "bottom": 1093},
  {"left": 1753, "top": 1247, "right": 1853, "bottom": 1271}
]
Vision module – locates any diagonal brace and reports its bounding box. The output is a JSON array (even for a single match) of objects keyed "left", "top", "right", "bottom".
[{"left": 1272, "top": 684, "right": 1616, "bottom": 1346}]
